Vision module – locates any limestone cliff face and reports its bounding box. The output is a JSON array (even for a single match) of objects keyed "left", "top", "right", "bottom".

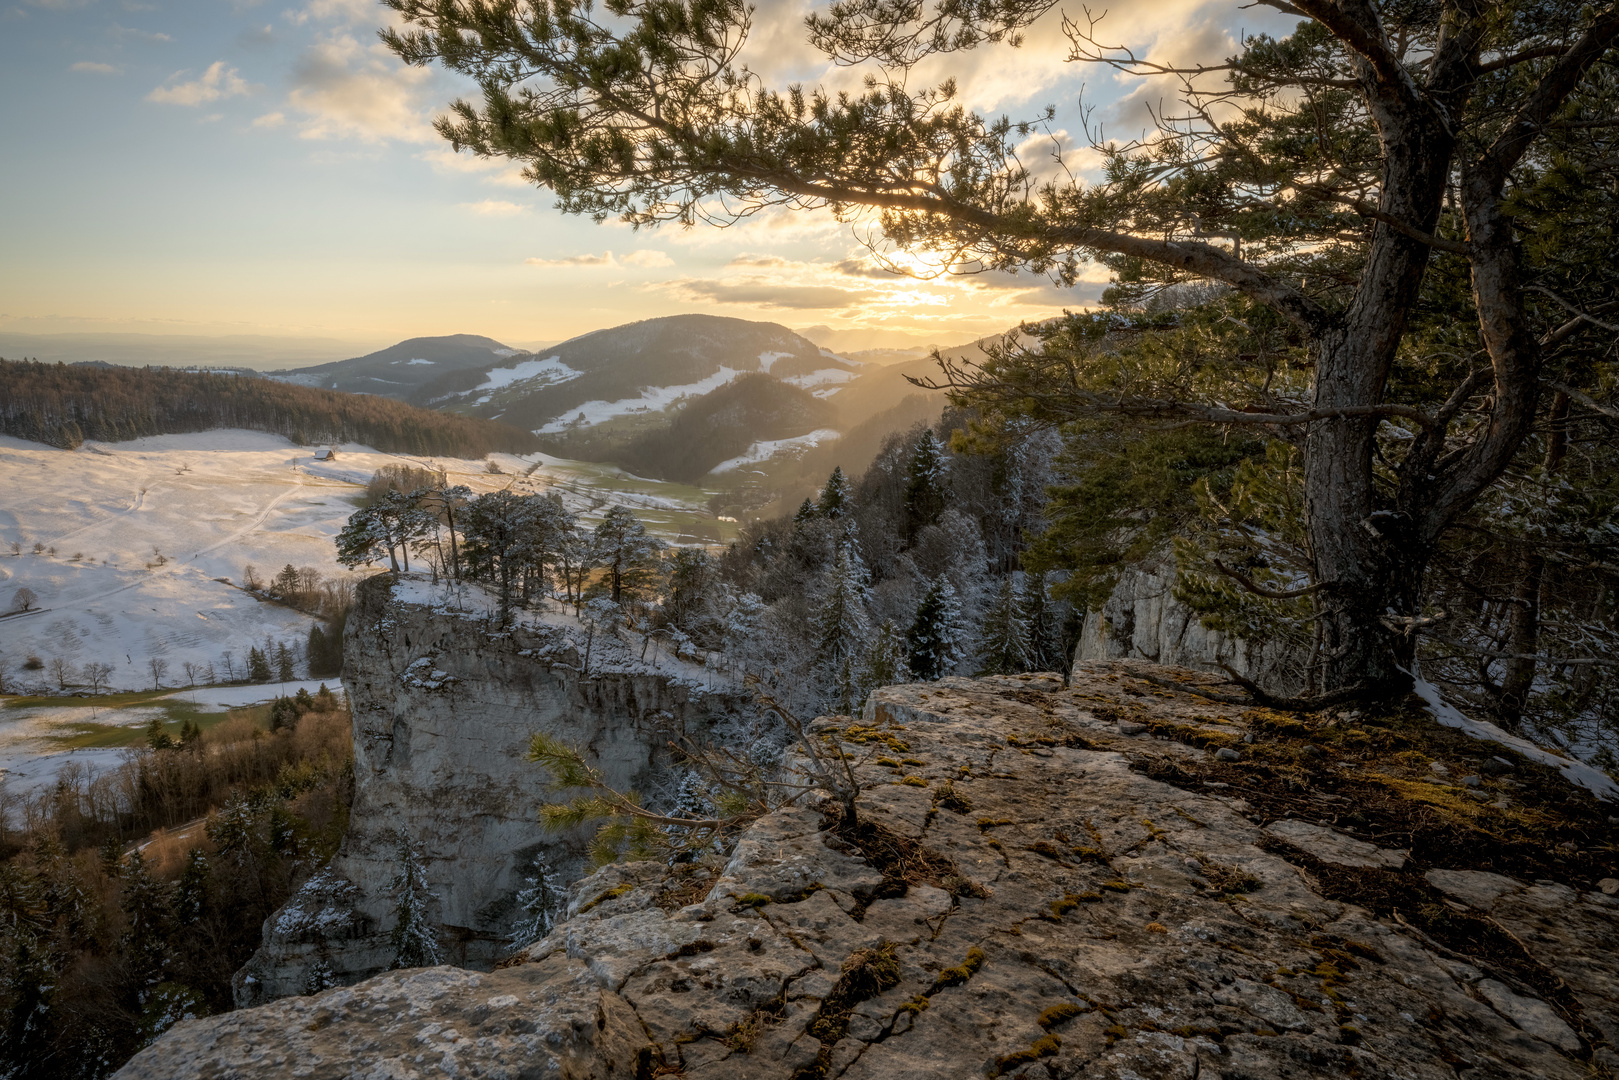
[
  {"left": 133, "top": 666, "right": 1616, "bottom": 1079},
  {"left": 234, "top": 574, "right": 754, "bottom": 1005},
  {"left": 1075, "top": 553, "right": 1306, "bottom": 693}
]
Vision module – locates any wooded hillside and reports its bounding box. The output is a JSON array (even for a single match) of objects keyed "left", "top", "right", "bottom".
[{"left": 0, "top": 359, "right": 541, "bottom": 456}]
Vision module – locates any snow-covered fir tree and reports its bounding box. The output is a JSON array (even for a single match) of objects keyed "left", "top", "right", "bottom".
[
  {"left": 903, "top": 428, "right": 949, "bottom": 542},
  {"left": 818, "top": 466, "right": 852, "bottom": 518},
  {"left": 813, "top": 544, "right": 871, "bottom": 712},
  {"left": 860, "top": 619, "right": 911, "bottom": 699},
  {"left": 302, "top": 957, "right": 338, "bottom": 995},
  {"left": 976, "top": 576, "right": 1031, "bottom": 675},
  {"left": 907, "top": 577, "right": 964, "bottom": 681},
  {"left": 387, "top": 840, "right": 442, "bottom": 969},
  {"left": 1019, "top": 571, "right": 1065, "bottom": 672},
  {"left": 508, "top": 857, "right": 563, "bottom": 950}
]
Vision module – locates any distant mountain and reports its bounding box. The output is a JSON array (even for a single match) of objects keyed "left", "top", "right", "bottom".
[
  {"left": 411, "top": 314, "right": 859, "bottom": 432},
  {"left": 275, "top": 335, "right": 525, "bottom": 398}
]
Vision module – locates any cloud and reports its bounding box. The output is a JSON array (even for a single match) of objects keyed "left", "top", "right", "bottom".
[
  {"left": 461, "top": 199, "right": 529, "bottom": 216},
  {"left": 288, "top": 0, "right": 381, "bottom": 26},
  {"left": 526, "top": 252, "right": 614, "bottom": 267},
  {"left": 670, "top": 280, "right": 876, "bottom": 310},
  {"left": 109, "top": 24, "right": 172, "bottom": 41},
  {"left": 417, "top": 147, "right": 531, "bottom": 188},
  {"left": 283, "top": 34, "right": 434, "bottom": 143},
  {"left": 148, "top": 61, "right": 253, "bottom": 106},
  {"left": 251, "top": 111, "right": 286, "bottom": 128},
  {"left": 524, "top": 249, "right": 674, "bottom": 268},
  {"left": 70, "top": 61, "right": 119, "bottom": 74}
]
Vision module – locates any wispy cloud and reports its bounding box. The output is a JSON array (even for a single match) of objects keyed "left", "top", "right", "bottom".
[
  {"left": 148, "top": 61, "right": 253, "bottom": 106},
  {"left": 251, "top": 111, "right": 286, "bottom": 128},
  {"left": 525, "top": 249, "right": 674, "bottom": 268},
  {"left": 109, "top": 24, "right": 173, "bottom": 42},
  {"left": 670, "top": 280, "right": 875, "bottom": 310},
  {"left": 461, "top": 199, "right": 529, "bottom": 216},
  {"left": 70, "top": 61, "right": 120, "bottom": 74}
]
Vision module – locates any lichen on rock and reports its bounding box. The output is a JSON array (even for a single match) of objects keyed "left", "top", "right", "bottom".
[{"left": 123, "top": 665, "right": 1618, "bottom": 1079}]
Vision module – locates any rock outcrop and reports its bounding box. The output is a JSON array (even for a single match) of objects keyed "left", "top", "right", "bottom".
[
  {"left": 1075, "top": 553, "right": 1306, "bottom": 693},
  {"left": 128, "top": 667, "right": 1617, "bottom": 1079},
  {"left": 234, "top": 575, "right": 755, "bottom": 1004}
]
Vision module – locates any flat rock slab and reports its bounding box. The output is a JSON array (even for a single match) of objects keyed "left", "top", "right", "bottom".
[{"left": 122, "top": 671, "right": 1613, "bottom": 1080}]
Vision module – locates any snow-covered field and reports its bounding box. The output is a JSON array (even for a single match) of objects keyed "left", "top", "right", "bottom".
[
  {"left": 0, "top": 679, "right": 343, "bottom": 801},
  {"left": 0, "top": 430, "right": 731, "bottom": 698}
]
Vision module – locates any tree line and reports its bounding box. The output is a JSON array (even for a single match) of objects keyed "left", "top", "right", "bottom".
[{"left": 0, "top": 359, "right": 540, "bottom": 456}]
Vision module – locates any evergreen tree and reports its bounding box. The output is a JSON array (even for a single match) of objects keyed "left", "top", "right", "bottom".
[
  {"left": 903, "top": 429, "right": 949, "bottom": 543},
  {"left": 907, "top": 578, "right": 963, "bottom": 681},
  {"left": 461, "top": 490, "right": 538, "bottom": 623},
  {"left": 173, "top": 849, "right": 209, "bottom": 926},
  {"left": 247, "top": 646, "right": 272, "bottom": 683},
  {"left": 508, "top": 858, "right": 562, "bottom": 950},
  {"left": 273, "top": 564, "right": 300, "bottom": 596},
  {"left": 590, "top": 506, "right": 663, "bottom": 606},
  {"left": 976, "top": 577, "right": 1030, "bottom": 675},
  {"left": 275, "top": 641, "right": 296, "bottom": 682},
  {"left": 813, "top": 544, "right": 870, "bottom": 713},
  {"left": 817, "top": 466, "right": 851, "bottom": 519},
  {"left": 120, "top": 852, "right": 172, "bottom": 989},
  {"left": 387, "top": 840, "right": 442, "bottom": 970},
  {"left": 302, "top": 958, "right": 338, "bottom": 996},
  {"left": 335, "top": 507, "right": 392, "bottom": 571},
  {"left": 1019, "top": 571, "right": 1064, "bottom": 673},
  {"left": 145, "top": 716, "right": 174, "bottom": 750},
  {"left": 792, "top": 497, "right": 819, "bottom": 524},
  {"left": 859, "top": 619, "right": 910, "bottom": 698}
]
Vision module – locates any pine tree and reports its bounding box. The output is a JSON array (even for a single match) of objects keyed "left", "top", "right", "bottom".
[
  {"left": 508, "top": 858, "right": 562, "bottom": 950},
  {"left": 274, "top": 564, "right": 300, "bottom": 596},
  {"left": 859, "top": 619, "right": 910, "bottom": 698},
  {"left": 247, "top": 646, "right": 272, "bottom": 682},
  {"left": 120, "top": 851, "right": 173, "bottom": 988},
  {"left": 1019, "top": 571, "right": 1064, "bottom": 673},
  {"left": 792, "top": 497, "right": 819, "bottom": 524},
  {"left": 302, "top": 957, "right": 339, "bottom": 996},
  {"left": 813, "top": 544, "right": 870, "bottom": 713},
  {"left": 173, "top": 849, "right": 209, "bottom": 926},
  {"left": 276, "top": 641, "right": 296, "bottom": 682},
  {"left": 388, "top": 840, "right": 442, "bottom": 969},
  {"left": 975, "top": 577, "right": 1030, "bottom": 675},
  {"left": 907, "top": 578, "right": 963, "bottom": 681},
  {"left": 817, "top": 466, "right": 851, "bottom": 519},
  {"left": 590, "top": 506, "right": 663, "bottom": 605},
  {"left": 903, "top": 429, "right": 949, "bottom": 543}
]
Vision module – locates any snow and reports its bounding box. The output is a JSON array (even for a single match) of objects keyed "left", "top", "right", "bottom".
[
  {"left": 0, "top": 431, "right": 523, "bottom": 695},
  {"left": 757, "top": 351, "right": 792, "bottom": 373},
  {"left": 783, "top": 368, "right": 857, "bottom": 390},
  {"left": 472, "top": 355, "right": 580, "bottom": 394},
  {"left": 710, "top": 429, "right": 842, "bottom": 473},
  {"left": 1411, "top": 672, "right": 1618, "bottom": 801},
  {"left": 402, "top": 358, "right": 436, "bottom": 366},
  {"left": 536, "top": 367, "right": 745, "bottom": 433}
]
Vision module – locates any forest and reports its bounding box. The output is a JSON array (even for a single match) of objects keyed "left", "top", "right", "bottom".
[
  {"left": 0, "top": 360, "right": 541, "bottom": 457},
  {"left": 0, "top": 690, "right": 352, "bottom": 1077}
]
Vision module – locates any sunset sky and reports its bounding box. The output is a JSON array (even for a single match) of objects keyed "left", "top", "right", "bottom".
[{"left": 0, "top": 0, "right": 1290, "bottom": 357}]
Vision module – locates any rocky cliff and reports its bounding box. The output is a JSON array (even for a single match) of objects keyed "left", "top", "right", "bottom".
[
  {"left": 1075, "top": 554, "right": 1307, "bottom": 693},
  {"left": 234, "top": 574, "right": 756, "bottom": 1004},
  {"left": 128, "top": 665, "right": 1616, "bottom": 1079}
]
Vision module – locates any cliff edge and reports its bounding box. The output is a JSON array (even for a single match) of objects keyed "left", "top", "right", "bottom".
[{"left": 124, "top": 667, "right": 1616, "bottom": 1079}]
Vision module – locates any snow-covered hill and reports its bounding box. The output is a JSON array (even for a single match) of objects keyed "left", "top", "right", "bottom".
[{"left": 273, "top": 334, "right": 523, "bottom": 398}]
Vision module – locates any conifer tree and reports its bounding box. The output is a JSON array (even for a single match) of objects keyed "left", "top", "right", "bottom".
[
  {"left": 590, "top": 506, "right": 663, "bottom": 606},
  {"left": 388, "top": 840, "right": 442, "bottom": 969},
  {"left": 817, "top": 466, "right": 851, "bottom": 519},
  {"left": 247, "top": 647, "right": 271, "bottom": 682},
  {"left": 509, "top": 858, "right": 562, "bottom": 950},
  {"left": 274, "top": 564, "right": 300, "bottom": 596},
  {"left": 120, "top": 852, "right": 172, "bottom": 989},
  {"left": 976, "top": 577, "right": 1030, "bottom": 675},
  {"left": 907, "top": 578, "right": 963, "bottom": 681},
  {"left": 903, "top": 429, "right": 949, "bottom": 543},
  {"left": 792, "top": 497, "right": 819, "bottom": 525},
  {"left": 1019, "top": 571, "right": 1064, "bottom": 673},
  {"left": 275, "top": 641, "right": 295, "bottom": 682},
  {"left": 813, "top": 544, "right": 870, "bottom": 713},
  {"left": 302, "top": 958, "right": 338, "bottom": 996},
  {"left": 173, "top": 849, "right": 209, "bottom": 926},
  {"left": 860, "top": 619, "right": 910, "bottom": 698}
]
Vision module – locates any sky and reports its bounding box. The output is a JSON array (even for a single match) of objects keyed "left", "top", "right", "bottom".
[{"left": 0, "top": 0, "right": 1291, "bottom": 359}]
